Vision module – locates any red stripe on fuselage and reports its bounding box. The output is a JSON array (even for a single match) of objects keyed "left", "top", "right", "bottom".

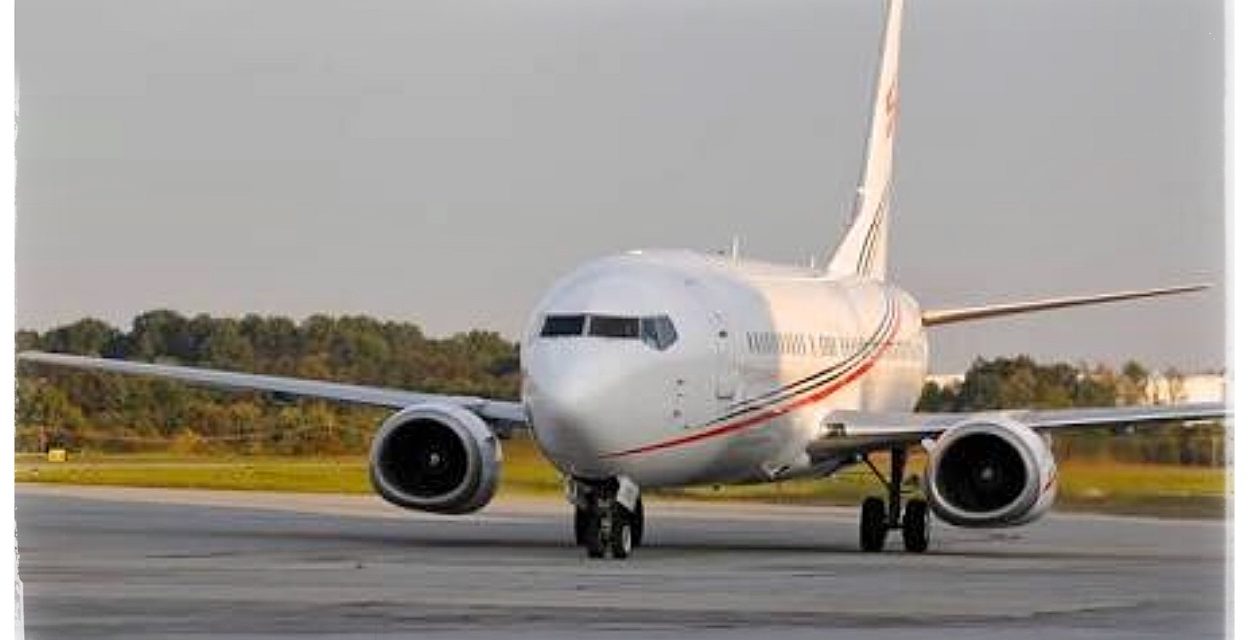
[{"left": 600, "top": 309, "right": 903, "bottom": 460}]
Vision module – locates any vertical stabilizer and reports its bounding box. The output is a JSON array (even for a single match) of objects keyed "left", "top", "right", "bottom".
[{"left": 825, "top": 0, "right": 903, "bottom": 280}]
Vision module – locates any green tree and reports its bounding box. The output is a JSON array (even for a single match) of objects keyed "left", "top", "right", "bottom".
[
  {"left": 40, "top": 318, "right": 123, "bottom": 356},
  {"left": 1119, "top": 360, "right": 1150, "bottom": 405}
]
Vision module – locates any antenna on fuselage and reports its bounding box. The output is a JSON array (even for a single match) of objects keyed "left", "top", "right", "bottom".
[{"left": 730, "top": 236, "right": 742, "bottom": 262}]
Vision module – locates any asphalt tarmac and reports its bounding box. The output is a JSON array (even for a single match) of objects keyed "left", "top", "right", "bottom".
[{"left": 16, "top": 485, "right": 1228, "bottom": 639}]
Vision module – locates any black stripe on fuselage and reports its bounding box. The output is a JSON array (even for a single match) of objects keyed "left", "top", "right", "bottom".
[
  {"left": 725, "top": 301, "right": 894, "bottom": 411},
  {"left": 706, "top": 296, "right": 897, "bottom": 427}
]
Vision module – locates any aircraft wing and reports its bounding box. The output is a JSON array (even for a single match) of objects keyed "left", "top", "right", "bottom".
[
  {"left": 920, "top": 284, "right": 1209, "bottom": 327},
  {"left": 17, "top": 351, "right": 528, "bottom": 427},
  {"left": 810, "top": 402, "right": 1228, "bottom": 455}
]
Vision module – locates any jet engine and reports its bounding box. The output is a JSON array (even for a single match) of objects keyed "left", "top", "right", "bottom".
[
  {"left": 369, "top": 403, "right": 501, "bottom": 514},
  {"left": 924, "top": 417, "right": 1056, "bottom": 527}
]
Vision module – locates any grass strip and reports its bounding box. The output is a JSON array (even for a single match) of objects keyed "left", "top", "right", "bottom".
[{"left": 16, "top": 441, "right": 1226, "bottom": 519}]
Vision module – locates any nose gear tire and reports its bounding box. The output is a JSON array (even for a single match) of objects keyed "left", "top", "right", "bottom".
[
  {"left": 629, "top": 498, "right": 644, "bottom": 547},
  {"left": 583, "top": 513, "right": 606, "bottom": 559},
  {"left": 574, "top": 507, "right": 590, "bottom": 545},
  {"left": 610, "top": 505, "right": 633, "bottom": 559}
]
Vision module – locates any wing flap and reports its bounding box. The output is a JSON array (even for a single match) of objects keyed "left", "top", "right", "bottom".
[{"left": 18, "top": 351, "right": 527, "bottom": 425}]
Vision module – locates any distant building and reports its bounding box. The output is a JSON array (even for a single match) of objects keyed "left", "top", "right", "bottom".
[
  {"left": 924, "top": 373, "right": 965, "bottom": 389},
  {"left": 1143, "top": 373, "right": 1226, "bottom": 404}
]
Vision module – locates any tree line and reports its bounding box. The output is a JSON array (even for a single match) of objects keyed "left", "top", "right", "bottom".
[
  {"left": 16, "top": 311, "right": 1224, "bottom": 464},
  {"left": 917, "top": 357, "right": 1158, "bottom": 412},
  {"left": 916, "top": 356, "right": 1224, "bottom": 466},
  {"left": 17, "top": 310, "right": 518, "bottom": 455}
]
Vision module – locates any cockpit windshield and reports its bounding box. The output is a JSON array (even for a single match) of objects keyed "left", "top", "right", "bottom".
[
  {"left": 539, "top": 314, "right": 585, "bottom": 337},
  {"left": 539, "top": 314, "right": 678, "bottom": 350},
  {"left": 588, "top": 316, "right": 639, "bottom": 339}
]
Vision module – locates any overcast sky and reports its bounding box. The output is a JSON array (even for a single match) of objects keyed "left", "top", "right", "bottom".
[{"left": 17, "top": 0, "right": 1224, "bottom": 373}]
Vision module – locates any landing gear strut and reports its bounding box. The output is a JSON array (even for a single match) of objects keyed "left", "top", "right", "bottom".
[
  {"left": 859, "top": 447, "right": 929, "bottom": 553},
  {"left": 568, "top": 477, "right": 643, "bottom": 559}
]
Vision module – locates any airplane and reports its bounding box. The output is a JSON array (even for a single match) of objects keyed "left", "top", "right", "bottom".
[{"left": 19, "top": 0, "right": 1227, "bottom": 559}]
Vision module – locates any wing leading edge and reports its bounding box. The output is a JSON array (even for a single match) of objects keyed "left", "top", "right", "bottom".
[
  {"left": 921, "top": 284, "right": 1209, "bottom": 327},
  {"left": 811, "top": 402, "right": 1228, "bottom": 455},
  {"left": 18, "top": 351, "right": 527, "bottom": 426}
]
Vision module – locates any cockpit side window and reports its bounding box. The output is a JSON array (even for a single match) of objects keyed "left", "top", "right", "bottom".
[
  {"left": 540, "top": 314, "right": 586, "bottom": 337},
  {"left": 641, "top": 316, "right": 678, "bottom": 351}
]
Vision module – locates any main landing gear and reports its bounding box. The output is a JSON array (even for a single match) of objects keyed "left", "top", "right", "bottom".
[
  {"left": 858, "top": 446, "right": 930, "bottom": 553},
  {"left": 569, "top": 476, "right": 643, "bottom": 559}
]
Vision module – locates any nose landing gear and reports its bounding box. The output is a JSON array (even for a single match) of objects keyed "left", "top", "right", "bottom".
[
  {"left": 858, "top": 446, "right": 930, "bottom": 553},
  {"left": 568, "top": 476, "right": 643, "bottom": 559}
]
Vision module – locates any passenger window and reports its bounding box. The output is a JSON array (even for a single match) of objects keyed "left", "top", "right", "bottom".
[{"left": 540, "top": 315, "right": 586, "bottom": 337}]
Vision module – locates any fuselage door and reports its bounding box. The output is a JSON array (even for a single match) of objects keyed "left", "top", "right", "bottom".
[{"left": 711, "top": 311, "right": 736, "bottom": 400}]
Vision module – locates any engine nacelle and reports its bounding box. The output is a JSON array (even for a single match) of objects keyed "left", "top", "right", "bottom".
[
  {"left": 369, "top": 403, "right": 501, "bottom": 514},
  {"left": 924, "top": 417, "right": 1056, "bottom": 527}
]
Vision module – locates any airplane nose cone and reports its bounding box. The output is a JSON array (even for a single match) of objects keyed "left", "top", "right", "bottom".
[
  {"left": 530, "top": 363, "right": 596, "bottom": 425},
  {"left": 524, "top": 346, "right": 637, "bottom": 477},
  {"left": 527, "top": 361, "right": 603, "bottom": 459}
]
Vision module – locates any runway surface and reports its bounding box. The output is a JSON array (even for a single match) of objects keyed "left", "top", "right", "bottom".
[{"left": 16, "top": 484, "right": 1227, "bottom": 639}]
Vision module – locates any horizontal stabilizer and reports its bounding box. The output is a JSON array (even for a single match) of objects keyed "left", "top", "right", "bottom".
[{"left": 921, "top": 284, "right": 1209, "bottom": 327}]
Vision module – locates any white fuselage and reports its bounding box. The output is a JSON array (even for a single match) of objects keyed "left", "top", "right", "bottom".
[{"left": 521, "top": 250, "right": 928, "bottom": 488}]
